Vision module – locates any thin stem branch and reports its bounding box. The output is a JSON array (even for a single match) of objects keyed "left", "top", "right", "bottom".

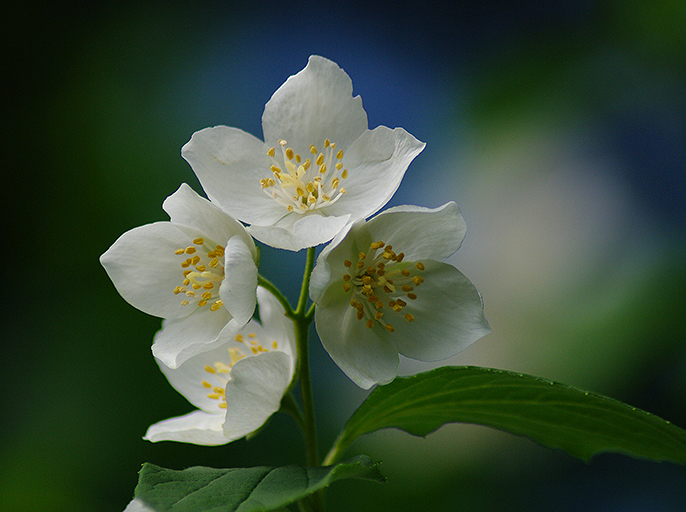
[{"left": 258, "top": 274, "right": 294, "bottom": 317}]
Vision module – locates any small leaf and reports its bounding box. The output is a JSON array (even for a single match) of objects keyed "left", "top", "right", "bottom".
[
  {"left": 134, "top": 455, "right": 384, "bottom": 512},
  {"left": 331, "top": 366, "right": 686, "bottom": 464}
]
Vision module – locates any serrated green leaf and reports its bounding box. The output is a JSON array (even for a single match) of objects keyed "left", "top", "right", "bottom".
[
  {"left": 134, "top": 455, "right": 384, "bottom": 512},
  {"left": 328, "top": 366, "right": 686, "bottom": 464}
]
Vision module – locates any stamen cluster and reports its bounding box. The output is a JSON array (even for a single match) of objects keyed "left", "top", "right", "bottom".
[
  {"left": 342, "top": 241, "right": 425, "bottom": 333},
  {"left": 172, "top": 237, "right": 226, "bottom": 311},
  {"left": 201, "top": 333, "right": 280, "bottom": 410},
  {"left": 260, "top": 139, "right": 348, "bottom": 213}
]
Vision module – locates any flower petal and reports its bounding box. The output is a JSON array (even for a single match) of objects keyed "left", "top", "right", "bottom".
[
  {"left": 222, "top": 350, "right": 294, "bottom": 440},
  {"left": 124, "top": 498, "right": 157, "bottom": 512},
  {"left": 163, "top": 183, "right": 256, "bottom": 259},
  {"left": 314, "top": 283, "right": 399, "bottom": 389},
  {"left": 181, "top": 126, "right": 284, "bottom": 226},
  {"left": 144, "top": 410, "right": 228, "bottom": 445},
  {"left": 247, "top": 212, "right": 351, "bottom": 251},
  {"left": 323, "top": 126, "right": 425, "bottom": 222},
  {"left": 220, "top": 236, "right": 258, "bottom": 325},
  {"left": 152, "top": 308, "right": 241, "bottom": 368},
  {"left": 364, "top": 202, "right": 466, "bottom": 261},
  {"left": 100, "top": 221, "right": 194, "bottom": 319},
  {"left": 255, "top": 286, "right": 296, "bottom": 359},
  {"left": 377, "top": 261, "right": 490, "bottom": 361},
  {"left": 262, "top": 56, "right": 368, "bottom": 153}
]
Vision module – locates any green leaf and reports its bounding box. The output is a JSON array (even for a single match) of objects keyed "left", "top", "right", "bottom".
[
  {"left": 329, "top": 366, "right": 686, "bottom": 464},
  {"left": 134, "top": 455, "right": 384, "bottom": 512}
]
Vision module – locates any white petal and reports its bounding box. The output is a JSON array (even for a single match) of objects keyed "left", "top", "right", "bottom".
[
  {"left": 163, "top": 183, "right": 256, "bottom": 259},
  {"left": 256, "top": 286, "right": 296, "bottom": 359},
  {"left": 156, "top": 321, "right": 265, "bottom": 411},
  {"left": 308, "top": 221, "right": 357, "bottom": 304},
  {"left": 220, "top": 236, "right": 258, "bottom": 325},
  {"left": 181, "top": 126, "right": 284, "bottom": 226},
  {"left": 123, "top": 498, "right": 157, "bottom": 512},
  {"left": 314, "top": 283, "right": 399, "bottom": 389},
  {"left": 384, "top": 261, "right": 490, "bottom": 361},
  {"left": 222, "top": 351, "right": 294, "bottom": 440},
  {"left": 100, "top": 222, "right": 194, "bottom": 319},
  {"left": 152, "top": 308, "right": 241, "bottom": 368},
  {"left": 144, "top": 410, "right": 228, "bottom": 445},
  {"left": 323, "top": 127, "right": 425, "bottom": 222},
  {"left": 262, "top": 56, "right": 368, "bottom": 153},
  {"left": 247, "top": 212, "right": 351, "bottom": 251},
  {"left": 364, "top": 202, "right": 466, "bottom": 261}
]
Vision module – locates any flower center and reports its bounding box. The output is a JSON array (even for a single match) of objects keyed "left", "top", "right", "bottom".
[
  {"left": 172, "top": 237, "right": 225, "bottom": 312},
  {"left": 341, "top": 241, "right": 425, "bottom": 333},
  {"left": 260, "top": 139, "right": 348, "bottom": 214},
  {"left": 201, "top": 333, "right": 280, "bottom": 410}
]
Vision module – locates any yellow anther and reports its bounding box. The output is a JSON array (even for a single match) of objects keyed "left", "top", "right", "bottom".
[
  {"left": 310, "top": 145, "right": 317, "bottom": 154},
  {"left": 358, "top": 252, "right": 366, "bottom": 260},
  {"left": 356, "top": 302, "right": 365, "bottom": 311},
  {"left": 307, "top": 195, "right": 316, "bottom": 204},
  {"left": 272, "top": 340, "right": 278, "bottom": 349},
  {"left": 198, "top": 299, "right": 207, "bottom": 307},
  {"left": 270, "top": 165, "right": 282, "bottom": 174},
  {"left": 183, "top": 270, "right": 192, "bottom": 277},
  {"left": 201, "top": 380, "right": 212, "bottom": 389},
  {"left": 366, "top": 319, "right": 374, "bottom": 329},
  {"left": 173, "top": 286, "right": 182, "bottom": 295},
  {"left": 207, "top": 393, "right": 220, "bottom": 400},
  {"left": 330, "top": 142, "right": 336, "bottom": 149},
  {"left": 343, "top": 274, "right": 351, "bottom": 281},
  {"left": 343, "top": 283, "right": 351, "bottom": 292},
  {"left": 248, "top": 333, "right": 256, "bottom": 338},
  {"left": 209, "top": 257, "right": 219, "bottom": 268},
  {"left": 286, "top": 148, "right": 294, "bottom": 160},
  {"left": 213, "top": 386, "right": 225, "bottom": 395},
  {"left": 385, "top": 323, "right": 395, "bottom": 333},
  {"left": 405, "top": 313, "right": 415, "bottom": 322},
  {"left": 344, "top": 260, "right": 352, "bottom": 267},
  {"left": 393, "top": 304, "right": 403, "bottom": 312},
  {"left": 296, "top": 187, "right": 306, "bottom": 197},
  {"left": 204, "top": 365, "right": 216, "bottom": 374},
  {"left": 300, "top": 204, "right": 308, "bottom": 210},
  {"left": 201, "top": 292, "right": 212, "bottom": 300},
  {"left": 192, "top": 283, "right": 201, "bottom": 290},
  {"left": 186, "top": 291, "right": 195, "bottom": 297},
  {"left": 191, "top": 255, "right": 200, "bottom": 265},
  {"left": 401, "top": 269, "right": 410, "bottom": 277},
  {"left": 412, "top": 276, "right": 425, "bottom": 286},
  {"left": 336, "top": 149, "right": 344, "bottom": 159},
  {"left": 215, "top": 362, "right": 231, "bottom": 373},
  {"left": 267, "top": 147, "right": 276, "bottom": 157},
  {"left": 416, "top": 262, "right": 425, "bottom": 270},
  {"left": 361, "top": 275, "right": 373, "bottom": 285},
  {"left": 181, "top": 300, "right": 190, "bottom": 306},
  {"left": 335, "top": 162, "right": 343, "bottom": 170},
  {"left": 203, "top": 282, "right": 214, "bottom": 290},
  {"left": 396, "top": 253, "right": 405, "bottom": 262},
  {"left": 182, "top": 279, "right": 190, "bottom": 286},
  {"left": 209, "top": 302, "right": 222, "bottom": 312},
  {"left": 396, "top": 299, "right": 407, "bottom": 307},
  {"left": 251, "top": 346, "right": 258, "bottom": 354},
  {"left": 279, "top": 139, "right": 287, "bottom": 146},
  {"left": 356, "top": 261, "right": 365, "bottom": 269},
  {"left": 331, "top": 177, "right": 339, "bottom": 188},
  {"left": 193, "top": 237, "right": 204, "bottom": 245},
  {"left": 324, "top": 139, "right": 330, "bottom": 147},
  {"left": 402, "top": 284, "right": 414, "bottom": 292},
  {"left": 218, "top": 403, "right": 227, "bottom": 409},
  {"left": 341, "top": 169, "right": 348, "bottom": 179},
  {"left": 407, "top": 293, "right": 418, "bottom": 300},
  {"left": 295, "top": 154, "right": 301, "bottom": 163},
  {"left": 195, "top": 265, "right": 206, "bottom": 272},
  {"left": 287, "top": 205, "right": 294, "bottom": 212},
  {"left": 356, "top": 310, "right": 364, "bottom": 320},
  {"left": 235, "top": 334, "right": 244, "bottom": 342},
  {"left": 340, "top": 187, "right": 346, "bottom": 194},
  {"left": 303, "top": 159, "right": 311, "bottom": 170},
  {"left": 306, "top": 182, "right": 315, "bottom": 193},
  {"left": 316, "top": 153, "right": 324, "bottom": 166},
  {"left": 319, "top": 163, "right": 327, "bottom": 174},
  {"left": 174, "top": 248, "right": 185, "bottom": 255},
  {"left": 374, "top": 311, "right": 384, "bottom": 320}
]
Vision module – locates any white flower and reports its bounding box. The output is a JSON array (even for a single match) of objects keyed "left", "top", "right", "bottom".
[
  {"left": 309, "top": 203, "right": 491, "bottom": 389},
  {"left": 143, "top": 287, "right": 296, "bottom": 445},
  {"left": 182, "top": 55, "right": 425, "bottom": 251},
  {"left": 100, "top": 183, "right": 258, "bottom": 369}
]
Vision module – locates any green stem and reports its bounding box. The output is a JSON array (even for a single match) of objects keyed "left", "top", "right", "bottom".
[{"left": 258, "top": 274, "right": 294, "bottom": 317}]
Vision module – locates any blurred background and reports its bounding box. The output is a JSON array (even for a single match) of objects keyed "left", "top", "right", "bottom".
[{"left": 2, "top": 1, "right": 685, "bottom": 510}]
